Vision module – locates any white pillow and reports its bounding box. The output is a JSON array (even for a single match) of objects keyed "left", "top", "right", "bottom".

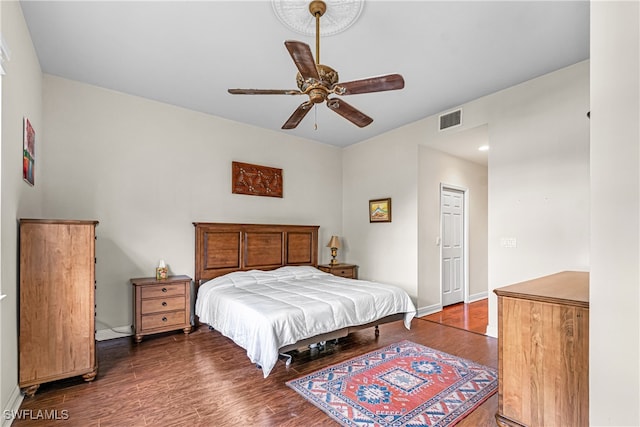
[{"left": 275, "top": 265, "right": 330, "bottom": 279}]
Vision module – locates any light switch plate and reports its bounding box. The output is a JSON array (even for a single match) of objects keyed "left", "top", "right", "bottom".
[{"left": 501, "top": 237, "right": 517, "bottom": 248}]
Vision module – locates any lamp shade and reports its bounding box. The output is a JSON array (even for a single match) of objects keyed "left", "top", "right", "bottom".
[{"left": 327, "top": 236, "right": 341, "bottom": 248}]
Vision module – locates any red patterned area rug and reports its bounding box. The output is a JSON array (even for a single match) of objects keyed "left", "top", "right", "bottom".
[{"left": 287, "top": 340, "right": 497, "bottom": 426}]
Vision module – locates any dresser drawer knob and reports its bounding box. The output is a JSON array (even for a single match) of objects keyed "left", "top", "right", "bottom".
[
  {"left": 161, "top": 288, "right": 167, "bottom": 293},
  {"left": 162, "top": 316, "right": 167, "bottom": 322},
  {"left": 162, "top": 301, "right": 167, "bottom": 307}
]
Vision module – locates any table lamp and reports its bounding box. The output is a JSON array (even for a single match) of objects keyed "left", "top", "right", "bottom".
[{"left": 327, "top": 236, "right": 341, "bottom": 266}]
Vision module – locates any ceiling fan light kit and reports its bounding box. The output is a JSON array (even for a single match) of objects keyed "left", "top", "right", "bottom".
[{"left": 228, "top": 0, "right": 404, "bottom": 130}]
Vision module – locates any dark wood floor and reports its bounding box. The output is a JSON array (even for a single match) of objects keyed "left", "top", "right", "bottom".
[
  {"left": 423, "top": 299, "right": 488, "bottom": 334},
  {"left": 15, "top": 305, "right": 496, "bottom": 426}
]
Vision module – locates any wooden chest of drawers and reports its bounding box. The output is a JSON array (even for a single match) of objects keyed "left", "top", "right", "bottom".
[
  {"left": 318, "top": 263, "right": 358, "bottom": 279},
  {"left": 19, "top": 219, "right": 99, "bottom": 396},
  {"left": 131, "top": 275, "right": 192, "bottom": 343},
  {"left": 494, "top": 271, "right": 589, "bottom": 427}
]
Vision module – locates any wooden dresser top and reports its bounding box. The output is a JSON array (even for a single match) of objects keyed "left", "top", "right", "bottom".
[{"left": 494, "top": 271, "right": 589, "bottom": 308}]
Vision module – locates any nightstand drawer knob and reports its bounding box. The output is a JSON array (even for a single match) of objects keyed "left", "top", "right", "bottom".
[
  {"left": 162, "top": 301, "right": 167, "bottom": 307},
  {"left": 162, "top": 316, "right": 167, "bottom": 322},
  {"left": 161, "top": 287, "right": 167, "bottom": 293}
]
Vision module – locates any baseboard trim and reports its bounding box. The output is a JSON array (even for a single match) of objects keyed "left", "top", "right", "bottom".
[
  {"left": 467, "top": 292, "right": 488, "bottom": 303},
  {"left": 486, "top": 324, "right": 498, "bottom": 338},
  {"left": 96, "top": 325, "right": 133, "bottom": 341},
  {"left": 2, "top": 385, "right": 24, "bottom": 427},
  {"left": 416, "top": 303, "right": 442, "bottom": 318}
]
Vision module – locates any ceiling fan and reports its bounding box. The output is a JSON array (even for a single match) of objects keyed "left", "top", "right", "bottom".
[{"left": 228, "top": 0, "right": 405, "bottom": 129}]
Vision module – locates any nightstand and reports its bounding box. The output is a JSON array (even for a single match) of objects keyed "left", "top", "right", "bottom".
[
  {"left": 318, "top": 263, "right": 358, "bottom": 279},
  {"left": 131, "top": 275, "right": 192, "bottom": 343}
]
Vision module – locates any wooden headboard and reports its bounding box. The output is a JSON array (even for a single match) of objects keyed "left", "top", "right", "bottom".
[{"left": 193, "top": 222, "right": 319, "bottom": 283}]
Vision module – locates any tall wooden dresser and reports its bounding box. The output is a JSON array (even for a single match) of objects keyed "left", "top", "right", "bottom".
[
  {"left": 19, "top": 219, "right": 99, "bottom": 396},
  {"left": 494, "top": 271, "right": 589, "bottom": 427}
]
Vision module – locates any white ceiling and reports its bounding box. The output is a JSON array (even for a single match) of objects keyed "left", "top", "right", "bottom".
[{"left": 19, "top": 0, "right": 589, "bottom": 164}]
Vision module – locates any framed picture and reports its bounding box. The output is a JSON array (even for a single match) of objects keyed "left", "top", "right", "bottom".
[
  {"left": 369, "top": 198, "right": 392, "bottom": 223},
  {"left": 232, "top": 161, "right": 283, "bottom": 198},
  {"left": 23, "top": 117, "right": 35, "bottom": 186}
]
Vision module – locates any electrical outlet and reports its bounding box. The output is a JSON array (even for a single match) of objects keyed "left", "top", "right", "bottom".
[{"left": 501, "top": 237, "right": 517, "bottom": 248}]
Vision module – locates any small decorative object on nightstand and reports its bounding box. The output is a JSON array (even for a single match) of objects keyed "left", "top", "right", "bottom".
[
  {"left": 155, "top": 259, "right": 168, "bottom": 280},
  {"left": 131, "top": 275, "right": 192, "bottom": 343},
  {"left": 326, "top": 235, "right": 341, "bottom": 266},
  {"left": 318, "top": 263, "right": 358, "bottom": 279}
]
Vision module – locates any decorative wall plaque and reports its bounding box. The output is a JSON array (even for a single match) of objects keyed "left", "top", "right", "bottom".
[{"left": 232, "top": 161, "right": 283, "bottom": 198}]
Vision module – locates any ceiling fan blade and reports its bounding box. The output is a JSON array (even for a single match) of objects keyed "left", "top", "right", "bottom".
[
  {"left": 334, "top": 74, "right": 405, "bottom": 95},
  {"left": 284, "top": 41, "right": 320, "bottom": 81},
  {"left": 282, "top": 101, "right": 314, "bottom": 129},
  {"left": 228, "top": 89, "right": 302, "bottom": 95},
  {"left": 326, "top": 98, "right": 373, "bottom": 128}
]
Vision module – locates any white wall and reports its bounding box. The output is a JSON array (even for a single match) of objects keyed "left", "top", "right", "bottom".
[
  {"left": 41, "top": 75, "right": 344, "bottom": 334},
  {"left": 418, "top": 142, "right": 488, "bottom": 312},
  {"left": 486, "top": 60, "right": 590, "bottom": 335},
  {"left": 590, "top": 1, "right": 639, "bottom": 425},
  {"left": 0, "top": 0, "right": 43, "bottom": 417},
  {"left": 342, "top": 129, "right": 419, "bottom": 298},
  {"left": 343, "top": 61, "right": 588, "bottom": 321}
]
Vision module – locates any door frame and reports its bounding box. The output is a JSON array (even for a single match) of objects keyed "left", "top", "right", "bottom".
[{"left": 439, "top": 183, "right": 470, "bottom": 304}]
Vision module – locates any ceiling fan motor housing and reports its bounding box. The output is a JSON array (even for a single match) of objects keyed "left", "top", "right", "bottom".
[{"left": 296, "top": 64, "right": 339, "bottom": 103}]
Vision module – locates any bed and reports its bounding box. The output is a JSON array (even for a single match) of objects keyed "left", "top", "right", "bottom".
[{"left": 193, "top": 222, "right": 417, "bottom": 377}]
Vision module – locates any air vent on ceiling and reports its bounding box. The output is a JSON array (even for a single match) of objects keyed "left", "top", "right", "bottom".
[{"left": 439, "top": 109, "right": 462, "bottom": 131}]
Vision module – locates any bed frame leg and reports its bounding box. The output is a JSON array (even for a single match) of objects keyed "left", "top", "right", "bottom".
[
  {"left": 279, "top": 353, "right": 292, "bottom": 367},
  {"left": 375, "top": 325, "right": 380, "bottom": 337}
]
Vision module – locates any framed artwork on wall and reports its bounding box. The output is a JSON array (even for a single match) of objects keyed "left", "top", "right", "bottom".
[
  {"left": 232, "top": 161, "right": 283, "bottom": 198},
  {"left": 369, "top": 198, "right": 391, "bottom": 223},
  {"left": 23, "top": 117, "right": 35, "bottom": 186}
]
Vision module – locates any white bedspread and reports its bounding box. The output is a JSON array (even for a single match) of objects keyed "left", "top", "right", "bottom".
[{"left": 195, "top": 266, "right": 416, "bottom": 377}]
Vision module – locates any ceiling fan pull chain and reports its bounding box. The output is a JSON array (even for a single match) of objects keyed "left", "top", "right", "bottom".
[{"left": 314, "top": 105, "right": 318, "bottom": 130}]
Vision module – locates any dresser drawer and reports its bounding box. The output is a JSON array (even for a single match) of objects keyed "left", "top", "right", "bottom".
[
  {"left": 141, "top": 310, "right": 187, "bottom": 330},
  {"left": 141, "top": 296, "right": 186, "bottom": 314},
  {"left": 140, "top": 283, "right": 186, "bottom": 299}
]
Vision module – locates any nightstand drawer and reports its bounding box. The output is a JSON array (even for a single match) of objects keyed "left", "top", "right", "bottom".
[
  {"left": 141, "top": 296, "right": 186, "bottom": 314},
  {"left": 318, "top": 264, "right": 358, "bottom": 279},
  {"left": 141, "top": 310, "right": 187, "bottom": 330},
  {"left": 334, "top": 268, "right": 355, "bottom": 278},
  {"left": 140, "top": 283, "right": 186, "bottom": 299}
]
